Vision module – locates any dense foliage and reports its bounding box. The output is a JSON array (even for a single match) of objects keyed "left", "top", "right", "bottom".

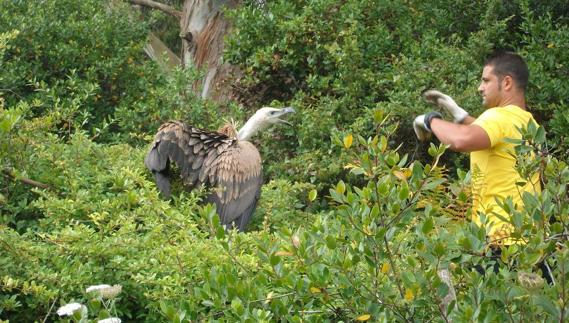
[{"left": 1, "top": 0, "right": 568, "bottom": 321}]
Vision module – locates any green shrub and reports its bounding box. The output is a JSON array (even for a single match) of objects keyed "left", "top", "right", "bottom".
[
  {"left": 0, "top": 0, "right": 224, "bottom": 144},
  {"left": 0, "top": 131, "right": 257, "bottom": 321},
  {"left": 159, "top": 113, "right": 569, "bottom": 322}
]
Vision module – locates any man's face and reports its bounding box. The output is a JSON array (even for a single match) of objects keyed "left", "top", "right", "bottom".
[{"left": 478, "top": 65, "right": 502, "bottom": 108}]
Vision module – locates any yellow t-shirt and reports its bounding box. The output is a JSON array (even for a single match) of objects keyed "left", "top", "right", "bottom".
[{"left": 471, "top": 105, "right": 541, "bottom": 245}]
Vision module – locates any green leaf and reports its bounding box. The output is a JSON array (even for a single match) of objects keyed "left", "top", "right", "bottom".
[
  {"left": 336, "top": 180, "right": 346, "bottom": 195},
  {"left": 428, "top": 143, "right": 438, "bottom": 157},
  {"left": 534, "top": 295, "right": 560, "bottom": 317},
  {"left": 326, "top": 236, "right": 337, "bottom": 249},
  {"left": 329, "top": 189, "right": 345, "bottom": 203},
  {"left": 411, "top": 162, "right": 424, "bottom": 181},
  {"left": 377, "top": 182, "right": 389, "bottom": 197},
  {"left": 379, "top": 136, "right": 388, "bottom": 152},
  {"left": 201, "top": 300, "right": 214, "bottom": 307},
  {"left": 398, "top": 183, "right": 409, "bottom": 201},
  {"left": 536, "top": 125, "right": 546, "bottom": 143},
  {"left": 331, "top": 134, "right": 343, "bottom": 147},
  {"left": 0, "top": 119, "right": 12, "bottom": 133},
  {"left": 423, "top": 179, "right": 445, "bottom": 191},
  {"left": 350, "top": 167, "right": 366, "bottom": 176},
  {"left": 522, "top": 250, "right": 542, "bottom": 266},
  {"left": 421, "top": 217, "right": 434, "bottom": 234},
  {"left": 433, "top": 242, "right": 446, "bottom": 257},
  {"left": 269, "top": 254, "right": 281, "bottom": 267},
  {"left": 370, "top": 204, "right": 380, "bottom": 218},
  {"left": 88, "top": 298, "right": 101, "bottom": 313},
  {"left": 373, "top": 109, "right": 384, "bottom": 124},
  {"left": 401, "top": 271, "right": 415, "bottom": 286},
  {"left": 308, "top": 189, "right": 317, "bottom": 202},
  {"left": 231, "top": 298, "right": 245, "bottom": 315},
  {"left": 436, "top": 281, "right": 449, "bottom": 299}
]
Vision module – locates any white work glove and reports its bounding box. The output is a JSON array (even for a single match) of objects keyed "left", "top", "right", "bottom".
[
  {"left": 423, "top": 90, "right": 469, "bottom": 123},
  {"left": 413, "top": 111, "right": 443, "bottom": 141}
]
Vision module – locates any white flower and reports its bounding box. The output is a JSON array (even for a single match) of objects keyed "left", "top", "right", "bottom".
[
  {"left": 86, "top": 284, "right": 122, "bottom": 299},
  {"left": 518, "top": 271, "right": 544, "bottom": 290},
  {"left": 98, "top": 318, "right": 121, "bottom": 323},
  {"left": 56, "top": 302, "right": 84, "bottom": 316},
  {"left": 86, "top": 284, "right": 112, "bottom": 293}
]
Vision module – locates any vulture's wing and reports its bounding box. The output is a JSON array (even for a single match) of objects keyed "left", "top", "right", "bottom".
[
  {"left": 207, "top": 141, "right": 263, "bottom": 230},
  {"left": 145, "top": 121, "right": 235, "bottom": 195},
  {"left": 145, "top": 121, "right": 263, "bottom": 231}
]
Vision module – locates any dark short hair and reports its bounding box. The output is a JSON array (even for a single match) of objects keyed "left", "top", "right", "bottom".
[{"left": 484, "top": 51, "right": 529, "bottom": 91}]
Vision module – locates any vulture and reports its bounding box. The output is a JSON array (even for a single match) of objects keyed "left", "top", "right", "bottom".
[{"left": 144, "top": 107, "right": 295, "bottom": 231}]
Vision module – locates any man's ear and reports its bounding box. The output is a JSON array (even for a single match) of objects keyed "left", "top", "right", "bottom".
[{"left": 502, "top": 75, "right": 514, "bottom": 91}]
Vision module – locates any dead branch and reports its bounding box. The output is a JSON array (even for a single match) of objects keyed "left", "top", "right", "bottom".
[
  {"left": 144, "top": 32, "right": 181, "bottom": 70},
  {"left": 129, "top": 0, "right": 182, "bottom": 19},
  {"left": 3, "top": 169, "right": 51, "bottom": 190}
]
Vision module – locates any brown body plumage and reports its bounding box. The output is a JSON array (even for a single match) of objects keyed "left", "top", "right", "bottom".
[{"left": 145, "top": 107, "right": 295, "bottom": 231}]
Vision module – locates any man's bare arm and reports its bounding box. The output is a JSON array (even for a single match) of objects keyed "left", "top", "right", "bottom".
[{"left": 430, "top": 118, "right": 491, "bottom": 152}]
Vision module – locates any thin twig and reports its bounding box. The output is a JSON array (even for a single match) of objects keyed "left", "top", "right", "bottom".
[
  {"left": 41, "top": 298, "right": 57, "bottom": 323},
  {"left": 248, "top": 292, "right": 295, "bottom": 304},
  {"left": 222, "top": 233, "right": 254, "bottom": 275}
]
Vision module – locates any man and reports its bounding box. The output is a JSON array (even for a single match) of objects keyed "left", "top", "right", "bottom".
[{"left": 413, "top": 51, "right": 541, "bottom": 247}]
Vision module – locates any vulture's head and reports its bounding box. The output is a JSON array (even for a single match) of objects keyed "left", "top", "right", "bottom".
[
  {"left": 255, "top": 106, "right": 296, "bottom": 126},
  {"left": 238, "top": 106, "right": 295, "bottom": 141}
]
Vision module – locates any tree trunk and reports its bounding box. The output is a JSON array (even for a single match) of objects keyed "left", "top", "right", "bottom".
[
  {"left": 130, "top": 0, "right": 240, "bottom": 102},
  {"left": 180, "top": 0, "right": 239, "bottom": 101}
]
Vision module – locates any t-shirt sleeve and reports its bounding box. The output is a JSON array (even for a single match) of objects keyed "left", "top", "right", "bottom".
[{"left": 472, "top": 109, "right": 503, "bottom": 147}]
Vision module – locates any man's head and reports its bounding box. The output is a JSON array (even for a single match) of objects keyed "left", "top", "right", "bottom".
[{"left": 478, "top": 51, "right": 529, "bottom": 108}]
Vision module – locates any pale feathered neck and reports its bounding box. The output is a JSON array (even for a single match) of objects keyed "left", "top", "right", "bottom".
[{"left": 237, "top": 113, "right": 266, "bottom": 141}]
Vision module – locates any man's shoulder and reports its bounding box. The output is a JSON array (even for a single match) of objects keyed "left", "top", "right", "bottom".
[{"left": 479, "top": 105, "right": 533, "bottom": 120}]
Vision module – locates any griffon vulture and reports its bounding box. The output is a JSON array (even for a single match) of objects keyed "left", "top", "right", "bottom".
[{"left": 145, "top": 107, "right": 295, "bottom": 231}]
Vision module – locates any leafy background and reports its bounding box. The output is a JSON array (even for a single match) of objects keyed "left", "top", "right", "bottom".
[{"left": 1, "top": 0, "right": 568, "bottom": 321}]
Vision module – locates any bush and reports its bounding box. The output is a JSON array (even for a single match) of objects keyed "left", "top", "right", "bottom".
[
  {"left": 157, "top": 113, "right": 569, "bottom": 321},
  {"left": 0, "top": 0, "right": 226, "bottom": 144},
  {"left": 0, "top": 131, "right": 258, "bottom": 321}
]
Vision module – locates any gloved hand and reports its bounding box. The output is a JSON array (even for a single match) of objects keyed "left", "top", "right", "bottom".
[
  {"left": 413, "top": 111, "right": 443, "bottom": 141},
  {"left": 423, "top": 90, "right": 469, "bottom": 123}
]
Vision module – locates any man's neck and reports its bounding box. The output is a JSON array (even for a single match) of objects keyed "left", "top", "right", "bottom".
[{"left": 497, "top": 95, "right": 526, "bottom": 110}]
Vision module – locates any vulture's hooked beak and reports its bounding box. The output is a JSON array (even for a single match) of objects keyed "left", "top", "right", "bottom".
[{"left": 277, "top": 107, "right": 295, "bottom": 126}]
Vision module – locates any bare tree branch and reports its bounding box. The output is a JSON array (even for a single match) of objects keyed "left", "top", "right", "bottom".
[
  {"left": 144, "top": 32, "right": 181, "bottom": 70},
  {"left": 3, "top": 169, "right": 51, "bottom": 190},
  {"left": 129, "top": 0, "right": 182, "bottom": 19}
]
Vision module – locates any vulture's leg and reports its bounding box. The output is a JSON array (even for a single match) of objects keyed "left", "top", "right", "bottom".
[
  {"left": 229, "top": 217, "right": 243, "bottom": 232},
  {"left": 220, "top": 221, "right": 239, "bottom": 233}
]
